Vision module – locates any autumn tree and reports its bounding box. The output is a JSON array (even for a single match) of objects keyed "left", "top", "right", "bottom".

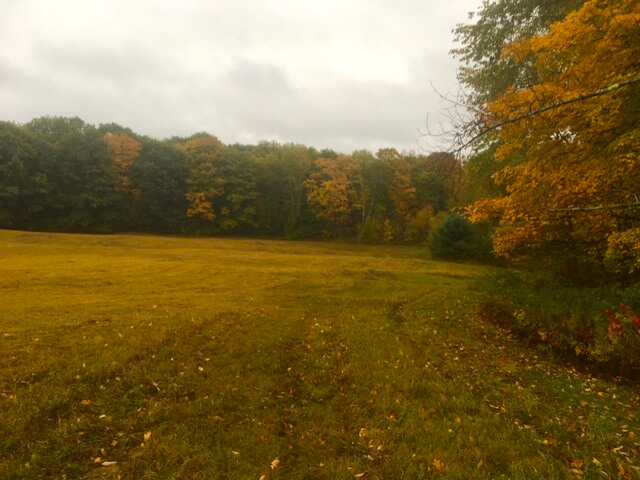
[
  {"left": 305, "top": 155, "right": 362, "bottom": 237},
  {"left": 176, "top": 133, "right": 226, "bottom": 222},
  {"left": 468, "top": 0, "right": 640, "bottom": 280},
  {"left": 353, "top": 149, "right": 393, "bottom": 241},
  {"left": 104, "top": 133, "right": 140, "bottom": 198},
  {"left": 452, "top": 0, "right": 586, "bottom": 204},
  {"left": 377, "top": 148, "right": 416, "bottom": 241}
]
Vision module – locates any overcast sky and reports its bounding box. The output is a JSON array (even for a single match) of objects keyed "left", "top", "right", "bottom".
[{"left": 0, "top": 0, "right": 480, "bottom": 153}]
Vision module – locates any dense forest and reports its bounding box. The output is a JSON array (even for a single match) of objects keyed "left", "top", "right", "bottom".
[{"left": 0, "top": 117, "right": 470, "bottom": 244}]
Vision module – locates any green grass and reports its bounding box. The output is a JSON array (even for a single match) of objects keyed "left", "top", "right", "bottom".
[{"left": 0, "top": 230, "right": 638, "bottom": 479}]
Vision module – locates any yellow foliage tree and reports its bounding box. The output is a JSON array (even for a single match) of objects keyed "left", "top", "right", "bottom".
[
  {"left": 305, "top": 155, "right": 362, "bottom": 236},
  {"left": 377, "top": 148, "right": 416, "bottom": 237},
  {"left": 469, "top": 0, "right": 640, "bottom": 278},
  {"left": 175, "top": 134, "right": 225, "bottom": 222}
]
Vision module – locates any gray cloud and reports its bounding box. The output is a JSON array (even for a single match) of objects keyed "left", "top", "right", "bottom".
[{"left": 0, "top": 0, "right": 481, "bottom": 153}]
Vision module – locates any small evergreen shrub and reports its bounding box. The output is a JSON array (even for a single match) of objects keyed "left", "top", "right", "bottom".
[{"left": 430, "top": 214, "right": 492, "bottom": 262}]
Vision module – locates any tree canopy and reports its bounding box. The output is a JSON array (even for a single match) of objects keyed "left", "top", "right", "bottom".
[{"left": 457, "top": 0, "right": 640, "bottom": 281}]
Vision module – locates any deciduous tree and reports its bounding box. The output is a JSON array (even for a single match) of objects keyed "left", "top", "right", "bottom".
[
  {"left": 469, "top": 0, "right": 640, "bottom": 280},
  {"left": 305, "top": 155, "right": 362, "bottom": 237},
  {"left": 176, "top": 134, "right": 226, "bottom": 222}
]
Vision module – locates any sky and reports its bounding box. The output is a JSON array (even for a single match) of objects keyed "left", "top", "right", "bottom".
[{"left": 0, "top": 0, "right": 481, "bottom": 153}]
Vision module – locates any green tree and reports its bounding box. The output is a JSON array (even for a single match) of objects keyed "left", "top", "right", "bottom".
[
  {"left": 216, "top": 145, "right": 260, "bottom": 232},
  {"left": 354, "top": 149, "right": 392, "bottom": 241},
  {"left": 377, "top": 148, "right": 415, "bottom": 241},
  {"left": 431, "top": 214, "right": 492, "bottom": 262},
  {"left": 0, "top": 122, "right": 52, "bottom": 229},
  {"left": 25, "top": 116, "right": 120, "bottom": 232},
  {"left": 132, "top": 139, "right": 188, "bottom": 233}
]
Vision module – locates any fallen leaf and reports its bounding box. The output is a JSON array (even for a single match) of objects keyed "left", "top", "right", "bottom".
[
  {"left": 570, "top": 459, "right": 584, "bottom": 469},
  {"left": 102, "top": 461, "right": 117, "bottom": 467},
  {"left": 618, "top": 464, "right": 631, "bottom": 480},
  {"left": 80, "top": 399, "right": 91, "bottom": 406},
  {"left": 354, "top": 473, "right": 367, "bottom": 478},
  {"left": 144, "top": 431, "right": 152, "bottom": 441},
  {"left": 271, "top": 458, "right": 280, "bottom": 469},
  {"left": 433, "top": 458, "right": 444, "bottom": 471}
]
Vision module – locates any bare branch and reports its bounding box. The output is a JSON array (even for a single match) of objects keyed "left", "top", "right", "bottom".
[{"left": 550, "top": 201, "right": 640, "bottom": 213}]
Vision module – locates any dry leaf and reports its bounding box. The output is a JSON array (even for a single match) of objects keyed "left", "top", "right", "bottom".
[
  {"left": 270, "top": 458, "right": 280, "bottom": 469},
  {"left": 570, "top": 459, "right": 584, "bottom": 469},
  {"left": 80, "top": 399, "right": 91, "bottom": 406},
  {"left": 433, "top": 458, "right": 444, "bottom": 471},
  {"left": 618, "top": 464, "right": 631, "bottom": 480},
  {"left": 102, "top": 461, "right": 117, "bottom": 467},
  {"left": 144, "top": 431, "right": 152, "bottom": 441}
]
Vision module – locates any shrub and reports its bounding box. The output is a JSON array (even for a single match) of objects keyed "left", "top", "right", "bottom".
[
  {"left": 479, "top": 271, "right": 640, "bottom": 378},
  {"left": 359, "top": 216, "right": 383, "bottom": 243},
  {"left": 404, "top": 205, "right": 434, "bottom": 244}
]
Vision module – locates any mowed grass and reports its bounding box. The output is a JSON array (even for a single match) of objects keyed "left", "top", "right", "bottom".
[{"left": 0, "top": 231, "right": 638, "bottom": 480}]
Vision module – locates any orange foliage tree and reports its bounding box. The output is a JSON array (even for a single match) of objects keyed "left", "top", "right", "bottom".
[
  {"left": 469, "top": 0, "right": 640, "bottom": 278},
  {"left": 103, "top": 133, "right": 141, "bottom": 198}
]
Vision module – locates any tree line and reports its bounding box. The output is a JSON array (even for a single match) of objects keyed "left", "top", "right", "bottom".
[{"left": 0, "top": 117, "right": 463, "bottom": 242}]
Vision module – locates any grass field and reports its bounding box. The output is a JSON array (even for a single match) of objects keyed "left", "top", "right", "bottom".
[{"left": 1, "top": 230, "right": 638, "bottom": 479}]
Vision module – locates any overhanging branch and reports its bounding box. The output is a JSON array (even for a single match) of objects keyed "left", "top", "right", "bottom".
[{"left": 458, "top": 76, "right": 640, "bottom": 152}]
